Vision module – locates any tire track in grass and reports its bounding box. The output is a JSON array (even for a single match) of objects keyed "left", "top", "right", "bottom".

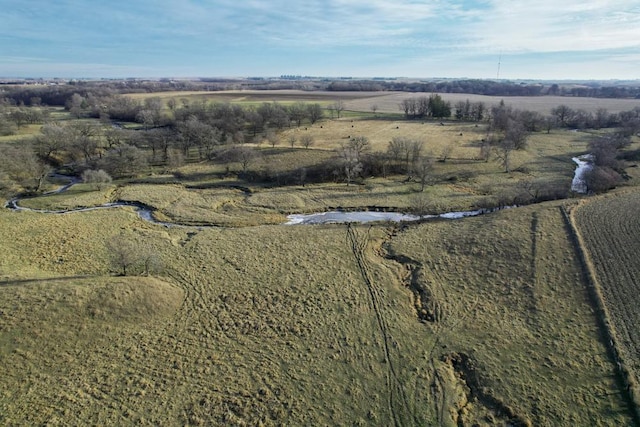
[
  {"left": 346, "top": 223, "right": 414, "bottom": 427},
  {"left": 165, "top": 266, "right": 295, "bottom": 424}
]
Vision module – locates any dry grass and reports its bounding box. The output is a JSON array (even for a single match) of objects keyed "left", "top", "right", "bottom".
[
  {"left": 0, "top": 199, "right": 632, "bottom": 425},
  {"left": 2, "top": 91, "right": 638, "bottom": 425},
  {"left": 388, "top": 201, "right": 632, "bottom": 425}
]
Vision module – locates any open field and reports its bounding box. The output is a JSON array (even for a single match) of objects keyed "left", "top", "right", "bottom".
[
  {"left": 0, "top": 200, "right": 633, "bottom": 425},
  {"left": 2, "top": 89, "right": 640, "bottom": 425},
  {"left": 126, "top": 89, "right": 640, "bottom": 115},
  {"left": 573, "top": 188, "right": 640, "bottom": 410},
  {"left": 346, "top": 92, "right": 640, "bottom": 115}
]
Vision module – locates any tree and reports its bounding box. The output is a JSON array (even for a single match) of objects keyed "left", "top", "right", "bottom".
[
  {"left": 68, "top": 121, "right": 100, "bottom": 163},
  {"left": 107, "top": 235, "right": 138, "bottom": 276},
  {"left": 223, "top": 146, "right": 259, "bottom": 174},
  {"left": 144, "top": 127, "right": 175, "bottom": 162},
  {"left": 167, "top": 98, "right": 177, "bottom": 112},
  {"left": 99, "top": 144, "right": 148, "bottom": 178},
  {"left": 479, "top": 139, "right": 492, "bottom": 162},
  {"left": 504, "top": 118, "right": 528, "bottom": 150},
  {"left": 307, "top": 103, "right": 324, "bottom": 124},
  {"left": 67, "top": 93, "right": 87, "bottom": 118},
  {"left": 287, "top": 134, "right": 297, "bottom": 148},
  {"left": 288, "top": 102, "right": 308, "bottom": 127},
  {"left": 106, "top": 235, "right": 161, "bottom": 276},
  {"left": 428, "top": 94, "right": 451, "bottom": 119},
  {"left": 300, "top": 134, "right": 314, "bottom": 149},
  {"left": 339, "top": 146, "right": 363, "bottom": 186},
  {"left": 177, "top": 116, "right": 218, "bottom": 159},
  {"left": 338, "top": 136, "right": 370, "bottom": 185},
  {"left": 584, "top": 166, "right": 621, "bottom": 193},
  {"left": 370, "top": 104, "right": 379, "bottom": 116},
  {"left": 414, "top": 156, "right": 434, "bottom": 192},
  {"left": 136, "top": 109, "right": 158, "bottom": 130},
  {"left": 439, "top": 144, "right": 454, "bottom": 163},
  {"left": 551, "top": 105, "right": 574, "bottom": 127},
  {"left": 81, "top": 169, "right": 112, "bottom": 190},
  {"left": 399, "top": 98, "right": 416, "bottom": 118},
  {"left": 387, "top": 137, "right": 423, "bottom": 176},
  {"left": 0, "top": 143, "right": 51, "bottom": 192},
  {"left": 34, "top": 122, "right": 71, "bottom": 162},
  {"left": 332, "top": 100, "right": 345, "bottom": 118}
]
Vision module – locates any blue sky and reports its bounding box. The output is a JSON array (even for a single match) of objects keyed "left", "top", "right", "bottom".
[{"left": 1, "top": 0, "right": 639, "bottom": 80}]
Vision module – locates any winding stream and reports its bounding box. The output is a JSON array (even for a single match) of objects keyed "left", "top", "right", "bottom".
[{"left": 4, "top": 156, "right": 589, "bottom": 226}]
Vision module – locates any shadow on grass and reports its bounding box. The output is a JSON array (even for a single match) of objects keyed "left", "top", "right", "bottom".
[{"left": 0, "top": 275, "right": 97, "bottom": 287}]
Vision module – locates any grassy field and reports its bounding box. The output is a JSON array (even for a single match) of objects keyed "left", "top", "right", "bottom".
[
  {"left": 2, "top": 90, "right": 639, "bottom": 425},
  {"left": 0, "top": 199, "right": 633, "bottom": 425}
]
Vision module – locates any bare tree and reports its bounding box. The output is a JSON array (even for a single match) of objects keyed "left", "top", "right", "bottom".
[
  {"left": 34, "top": 122, "right": 71, "bottom": 161},
  {"left": 307, "top": 103, "right": 323, "bottom": 124},
  {"left": 414, "top": 156, "right": 434, "bottom": 192},
  {"left": 300, "top": 134, "right": 314, "bottom": 149},
  {"left": 332, "top": 100, "right": 345, "bottom": 119},
  {"left": 266, "top": 130, "right": 278, "bottom": 148},
  {"left": 223, "top": 146, "right": 259, "bottom": 174},
  {"left": 106, "top": 235, "right": 162, "bottom": 276},
  {"left": 288, "top": 102, "right": 308, "bottom": 127},
  {"left": 106, "top": 235, "right": 138, "bottom": 276},
  {"left": 439, "top": 144, "right": 454, "bottom": 163},
  {"left": 81, "top": 169, "right": 112, "bottom": 190},
  {"left": 287, "top": 134, "right": 297, "bottom": 148},
  {"left": 387, "top": 137, "right": 423, "bottom": 176},
  {"left": 339, "top": 136, "right": 370, "bottom": 185},
  {"left": 0, "top": 143, "right": 51, "bottom": 192},
  {"left": 479, "top": 139, "right": 492, "bottom": 162}
]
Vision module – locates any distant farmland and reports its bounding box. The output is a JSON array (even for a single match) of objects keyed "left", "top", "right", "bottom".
[{"left": 127, "top": 90, "right": 640, "bottom": 115}]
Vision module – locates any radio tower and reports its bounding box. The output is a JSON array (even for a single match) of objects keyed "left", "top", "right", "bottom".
[{"left": 496, "top": 52, "right": 502, "bottom": 80}]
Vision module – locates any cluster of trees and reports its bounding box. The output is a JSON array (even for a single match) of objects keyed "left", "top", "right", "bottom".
[
  {"left": 551, "top": 104, "right": 640, "bottom": 133},
  {"left": 0, "top": 94, "right": 334, "bottom": 195},
  {"left": 454, "top": 100, "right": 486, "bottom": 121},
  {"left": 399, "top": 94, "right": 451, "bottom": 119},
  {"left": 0, "top": 143, "right": 51, "bottom": 193},
  {"left": 583, "top": 134, "right": 632, "bottom": 193},
  {"left": 0, "top": 102, "right": 51, "bottom": 136}
]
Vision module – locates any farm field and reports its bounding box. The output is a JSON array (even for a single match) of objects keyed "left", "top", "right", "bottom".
[
  {"left": 126, "top": 89, "right": 640, "bottom": 115},
  {"left": 573, "top": 189, "right": 640, "bottom": 408},
  {"left": 0, "top": 200, "right": 633, "bottom": 425}
]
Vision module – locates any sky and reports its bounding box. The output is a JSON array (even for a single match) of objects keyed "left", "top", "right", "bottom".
[{"left": 1, "top": 0, "right": 639, "bottom": 80}]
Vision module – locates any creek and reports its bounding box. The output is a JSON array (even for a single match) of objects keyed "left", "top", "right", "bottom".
[
  {"left": 571, "top": 154, "right": 593, "bottom": 194},
  {"left": 5, "top": 156, "right": 587, "bottom": 226}
]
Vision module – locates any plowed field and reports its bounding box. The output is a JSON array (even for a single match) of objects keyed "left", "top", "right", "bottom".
[{"left": 574, "top": 190, "right": 640, "bottom": 395}]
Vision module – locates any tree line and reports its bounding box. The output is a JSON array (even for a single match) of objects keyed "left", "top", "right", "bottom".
[{"left": 3, "top": 78, "right": 640, "bottom": 108}]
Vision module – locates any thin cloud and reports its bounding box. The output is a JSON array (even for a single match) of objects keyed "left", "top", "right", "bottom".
[
  {"left": 0, "top": 0, "right": 638, "bottom": 78},
  {"left": 462, "top": 0, "right": 640, "bottom": 53}
]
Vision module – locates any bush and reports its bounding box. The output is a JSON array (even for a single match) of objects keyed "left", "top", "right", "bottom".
[
  {"left": 81, "top": 169, "right": 112, "bottom": 190},
  {"left": 584, "top": 166, "right": 622, "bottom": 193}
]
